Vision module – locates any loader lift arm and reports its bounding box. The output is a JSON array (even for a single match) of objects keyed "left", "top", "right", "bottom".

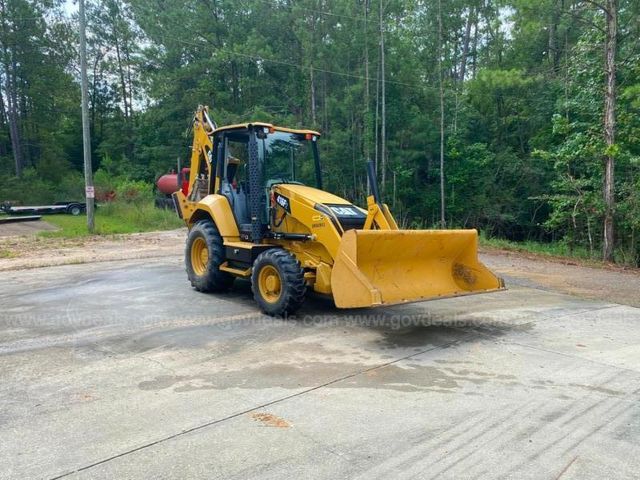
[{"left": 362, "top": 160, "right": 398, "bottom": 230}]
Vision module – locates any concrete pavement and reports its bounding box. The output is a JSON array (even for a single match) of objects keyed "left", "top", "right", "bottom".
[{"left": 1, "top": 256, "right": 639, "bottom": 479}]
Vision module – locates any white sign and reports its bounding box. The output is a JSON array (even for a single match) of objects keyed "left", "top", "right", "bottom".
[{"left": 85, "top": 186, "right": 95, "bottom": 199}]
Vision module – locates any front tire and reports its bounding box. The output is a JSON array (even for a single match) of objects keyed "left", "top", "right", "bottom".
[
  {"left": 251, "top": 249, "right": 306, "bottom": 317},
  {"left": 186, "top": 220, "right": 234, "bottom": 292}
]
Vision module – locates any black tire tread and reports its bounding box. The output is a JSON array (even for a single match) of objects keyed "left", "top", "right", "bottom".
[
  {"left": 186, "top": 219, "right": 234, "bottom": 292},
  {"left": 251, "top": 249, "right": 306, "bottom": 317}
]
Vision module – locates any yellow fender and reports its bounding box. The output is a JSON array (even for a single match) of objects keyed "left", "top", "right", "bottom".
[{"left": 174, "top": 190, "right": 240, "bottom": 239}]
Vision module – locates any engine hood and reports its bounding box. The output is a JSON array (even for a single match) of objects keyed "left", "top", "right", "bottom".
[
  {"left": 274, "top": 184, "right": 352, "bottom": 206},
  {"left": 273, "top": 183, "right": 367, "bottom": 231}
]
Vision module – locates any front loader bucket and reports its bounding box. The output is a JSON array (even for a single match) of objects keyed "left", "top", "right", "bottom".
[{"left": 331, "top": 229, "right": 504, "bottom": 309}]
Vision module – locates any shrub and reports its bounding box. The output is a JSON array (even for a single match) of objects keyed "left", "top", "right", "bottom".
[
  {"left": 0, "top": 168, "right": 85, "bottom": 205},
  {"left": 114, "top": 179, "right": 153, "bottom": 203}
]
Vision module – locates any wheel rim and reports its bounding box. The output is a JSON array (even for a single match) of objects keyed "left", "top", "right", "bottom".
[
  {"left": 258, "top": 265, "right": 282, "bottom": 303},
  {"left": 191, "top": 237, "right": 209, "bottom": 276}
]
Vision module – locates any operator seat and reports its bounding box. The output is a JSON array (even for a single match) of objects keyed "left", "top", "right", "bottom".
[{"left": 220, "top": 180, "right": 250, "bottom": 228}]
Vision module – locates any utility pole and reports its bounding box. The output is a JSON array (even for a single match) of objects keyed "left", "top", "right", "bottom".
[{"left": 79, "top": 0, "right": 95, "bottom": 233}]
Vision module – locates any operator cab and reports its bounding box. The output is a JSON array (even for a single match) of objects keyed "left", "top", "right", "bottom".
[{"left": 212, "top": 124, "right": 322, "bottom": 240}]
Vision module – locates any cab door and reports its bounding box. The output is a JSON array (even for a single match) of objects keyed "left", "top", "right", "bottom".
[{"left": 217, "top": 131, "right": 252, "bottom": 233}]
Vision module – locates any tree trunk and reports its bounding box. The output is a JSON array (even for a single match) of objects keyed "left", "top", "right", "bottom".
[
  {"left": 602, "top": 0, "right": 617, "bottom": 262},
  {"left": 19, "top": 90, "right": 31, "bottom": 168},
  {"left": 0, "top": 89, "right": 7, "bottom": 156},
  {"left": 124, "top": 43, "right": 134, "bottom": 118},
  {"left": 91, "top": 52, "right": 102, "bottom": 133},
  {"left": 231, "top": 60, "right": 239, "bottom": 107},
  {"left": 379, "top": 0, "right": 386, "bottom": 191},
  {"left": 113, "top": 37, "right": 129, "bottom": 120},
  {"left": 0, "top": 0, "right": 22, "bottom": 176},
  {"left": 438, "top": 0, "right": 446, "bottom": 228},
  {"left": 309, "top": 9, "right": 317, "bottom": 127},
  {"left": 471, "top": 11, "right": 479, "bottom": 78},
  {"left": 363, "top": 0, "right": 370, "bottom": 163},
  {"left": 374, "top": 57, "right": 379, "bottom": 176},
  {"left": 109, "top": 3, "right": 130, "bottom": 123},
  {"left": 351, "top": 109, "right": 356, "bottom": 197},
  {"left": 322, "top": 71, "right": 328, "bottom": 132},
  {"left": 4, "top": 63, "right": 22, "bottom": 176},
  {"left": 310, "top": 64, "right": 316, "bottom": 125},
  {"left": 459, "top": 6, "right": 474, "bottom": 82},
  {"left": 548, "top": 8, "right": 558, "bottom": 73},
  {"left": 126, "top": 67, "right": 135, "bottom": 159}
]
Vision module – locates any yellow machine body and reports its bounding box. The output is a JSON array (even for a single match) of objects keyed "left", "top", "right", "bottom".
[{"left": 176, "top": 106, "right": 504, "bottom": 312}]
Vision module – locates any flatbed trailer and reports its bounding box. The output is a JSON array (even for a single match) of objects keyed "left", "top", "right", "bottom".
[{"left": 1, "top": 202, "right": 87, "bottom": 216}]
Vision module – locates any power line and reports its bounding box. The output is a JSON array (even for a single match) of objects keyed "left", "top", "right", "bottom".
[
  {"left": 16, "top": 1, "right": 604, "bottom": 101},
  {"left": 157, "top": 32, "right": 566, "bottom": 102},
  {"left": 240, "top": 0, "right": 370, "bottom": 23},
  {"left": 154, "top": 32, "right": 449, "bottom": 94}
]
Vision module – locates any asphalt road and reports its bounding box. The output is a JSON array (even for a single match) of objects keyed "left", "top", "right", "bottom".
[{"left": 1, "top": 256, "right": 639, "bottom": 479}]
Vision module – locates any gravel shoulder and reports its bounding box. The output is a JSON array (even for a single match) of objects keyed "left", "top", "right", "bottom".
[
  {"left": 0, "top": 219, "right": 59, "bottom": 237},
  {"left": 480, "top": 248, "right": 640, "bottom": 308},
  {"left": 0, "top": 228, "right": 637, "bottom": 307}
]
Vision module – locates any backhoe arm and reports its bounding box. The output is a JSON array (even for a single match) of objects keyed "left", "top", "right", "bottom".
[{"left": 187, "top": 106, "right": 216, "bottom": 199}]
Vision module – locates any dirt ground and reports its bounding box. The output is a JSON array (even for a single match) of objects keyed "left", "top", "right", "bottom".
[
  {"left": 480, "top": 248, "right": 640, "bottom": 308},
  {"left": 0, "top": 228, "right": 185, "bottom": 269},
  {"left": 0, "top": 228, "right": 637, "bottom": 307}
]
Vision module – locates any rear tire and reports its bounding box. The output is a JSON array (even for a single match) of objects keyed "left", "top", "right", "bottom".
[
  {"left": 67, "top": 204, "right": 82, "bottom": 216},
  {"left": 186, "top": 220, "right": 234, "bottom": 292},
  {"left": 251, "top": 249, "right": 306, "bottom": 317}
]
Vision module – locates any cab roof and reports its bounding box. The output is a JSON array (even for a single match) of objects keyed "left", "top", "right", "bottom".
[{"left": 212, "top": 122, "right": 321, "bottom": 137}]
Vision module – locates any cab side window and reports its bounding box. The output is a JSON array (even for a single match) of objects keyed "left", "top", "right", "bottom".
[{"left": 223, "top": 134, "right": 249, "bottom": 189}]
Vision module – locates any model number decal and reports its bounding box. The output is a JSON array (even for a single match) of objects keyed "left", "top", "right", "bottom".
[{"left": 275, "top": 193, "right": 291, "bottom": 212}]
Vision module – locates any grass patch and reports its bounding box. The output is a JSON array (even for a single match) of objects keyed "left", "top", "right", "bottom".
[
  {"left": 479, "top": 233, "right": 593, "bottom": 260},
  {"left": 0, "top": 249, "right": 16, "bottom": 258},
  {"left": 40, "top": 201, "right": 184, "bottom": 238}
]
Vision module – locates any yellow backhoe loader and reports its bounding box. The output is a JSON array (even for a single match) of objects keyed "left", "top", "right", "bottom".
[{"left": 173, "top": 106, "right": 505, "bottom": 316}]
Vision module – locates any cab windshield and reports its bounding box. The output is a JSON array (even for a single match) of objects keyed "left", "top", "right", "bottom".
[{"left": 260, "top": 131, "right": 322, "bottom": 188}]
